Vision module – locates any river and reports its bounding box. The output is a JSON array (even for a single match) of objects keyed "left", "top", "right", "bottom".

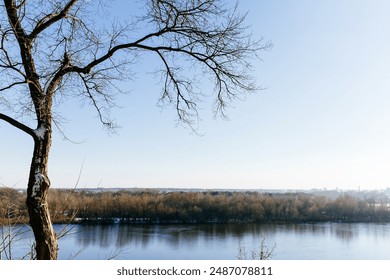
[{"left": 2, "top": 223, "right": 390, "bottom": 260}]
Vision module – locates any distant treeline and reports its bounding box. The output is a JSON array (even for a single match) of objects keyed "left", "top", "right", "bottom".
[{"left": 1, "top": 187, "right": 390, "bottom": 224}]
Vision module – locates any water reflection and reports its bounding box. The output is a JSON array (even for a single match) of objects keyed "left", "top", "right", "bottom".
[
  {"left": 60, "top": 222, "right": 390, "bottom": 259},
  {"left": 3, "top": 223, "right": 390, "bottom": 259},
  {"left": 74, "top": 224, "right": 265, "bottom": 249},
  {"left": 71, "top": 223, "right": 385, "bottom": 248}
]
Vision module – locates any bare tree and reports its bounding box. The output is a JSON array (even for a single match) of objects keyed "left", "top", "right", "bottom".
[
  {"left": 237, "top": 236, "right": 276, "bottom": 260},
  {"left": 0, "top": 0, "right": 270, "bottom": 259}
]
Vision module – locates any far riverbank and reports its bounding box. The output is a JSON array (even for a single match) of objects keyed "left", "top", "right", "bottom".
[{"left": 1, "top": 188, "right": 390, "bottom": 225}]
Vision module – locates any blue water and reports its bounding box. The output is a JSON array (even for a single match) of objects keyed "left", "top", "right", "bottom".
[{"left": 2, "top": 223, "right": 390, "bottom": 260}]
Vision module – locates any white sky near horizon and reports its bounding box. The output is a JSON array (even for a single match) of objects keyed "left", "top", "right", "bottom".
[{"left": 2, "top": 0, "right": 390, "bottom": 191}]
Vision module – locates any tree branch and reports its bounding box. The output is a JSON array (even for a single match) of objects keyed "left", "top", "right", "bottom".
[
  {"left": 4, "top": 0, "right": 27, "bottom": 38},
  {"left": 65, "top": 28, "right": 171, "bottom": 75},
  {"left": 28, "top": 0, "right": 79, "bottom": 40},
  {"left": 77, "top": 72, "right": 116, "bottom": 129},
  {"left": 156, "top": 50, "right": 198, "bottom": 124},
  {"left": 0, "top": 81, "right": 26, "bottom": 92},
  {"left": 0, "top": 113, "right": 36, "bottom": 139},
  {"left": 4, "top": 0, "right": 43, "bottom": 98}
]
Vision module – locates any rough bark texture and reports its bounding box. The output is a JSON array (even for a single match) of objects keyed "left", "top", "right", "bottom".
[{"left": 26, "top": 124, "right": 58, "bottom": 260}]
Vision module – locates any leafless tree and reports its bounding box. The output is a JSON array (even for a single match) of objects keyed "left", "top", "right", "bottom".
[
  {"left": 0, "top": 188, "right": 32, "bottom": 260},
  {"left": 0, "top": 0, "right": 270, "bottom": 259},
  {"left": 237, "top": 236, "right": 276, "bottom": 260}
]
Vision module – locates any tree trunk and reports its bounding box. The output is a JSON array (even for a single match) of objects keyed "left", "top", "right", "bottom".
[{"left": 26, "top": 123, "right": 58, "bottom": 260}]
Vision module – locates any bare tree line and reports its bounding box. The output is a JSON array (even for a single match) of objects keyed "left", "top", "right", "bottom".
[{"left": 1, "top": 188, "right": 390, "bottom": 225}]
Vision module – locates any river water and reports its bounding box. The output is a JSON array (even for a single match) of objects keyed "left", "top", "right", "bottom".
[{"left": 2, "top": 223, "right": 390, "bottom": 260}]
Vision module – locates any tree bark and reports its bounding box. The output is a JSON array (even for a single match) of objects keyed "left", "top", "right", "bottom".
[
  {"left": 0, "top": 113, "right": 58, "bottom": 259},
  {"left": 26, "top": 123, "right": 58, "bottom": 260}
]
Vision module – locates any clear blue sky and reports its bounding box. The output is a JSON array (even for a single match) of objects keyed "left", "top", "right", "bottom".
[{"left": 2, "top": 0, "right": 390, "bottom": 190}]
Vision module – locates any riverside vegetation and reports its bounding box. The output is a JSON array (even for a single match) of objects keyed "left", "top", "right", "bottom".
[{"left": 1, "top": 188, "right": 390, "bottom": 225}]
